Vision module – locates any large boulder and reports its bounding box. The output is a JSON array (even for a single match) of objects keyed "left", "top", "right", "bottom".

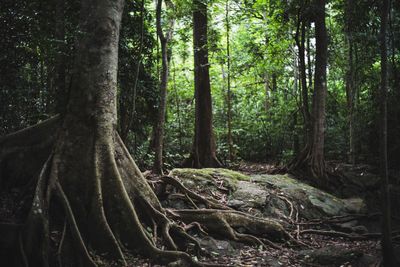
[
  {"left": 169, "top": 168, "right": 366, "bottom": 220},
  {"left": 250, "top": 174, "right": 366, "bottom": 219}
]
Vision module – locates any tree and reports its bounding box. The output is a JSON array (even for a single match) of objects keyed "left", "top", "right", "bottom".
[
  {"left": 225, "top": 0, "right": 234, "bottom": 162},
  {"left": 153, "top": 0, "right": 175, "bottom": 174},
  {"left": 54, "top": 0, "right": 67, "bottom": 114},
  {"left": 294, "top": 3, "right": 311, "bottom": 146},
  {"left": 379, "top": 0, "right": 398, "bottom": 265},
  {"left": 289, "top": 0, "right": 328, "bottom": 185},
  {"left": 184, "top": 0, "right": 222, "bottom": 168},
  {"left": 0, "top": 0, "right": 284, "bottom": 265},
  {"left": 344, "top": 0, "right": 358, "bottom": 165}
]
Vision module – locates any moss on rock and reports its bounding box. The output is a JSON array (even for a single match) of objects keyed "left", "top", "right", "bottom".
[{"left": 170, "top": 168, "right": 249, "bottom": 192}]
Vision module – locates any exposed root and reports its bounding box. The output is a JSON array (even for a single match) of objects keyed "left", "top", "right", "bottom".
[
  {"left": 184, "top": 222, "right": 208, "bottom": 235},
  {"left": 55, "top": 181, "right": 97, "bottom": 267},
  {"left": 300, "top": 229, "right": 400, "bottom": 240},
  {"left": 57, "top": 219, "right": 67, "bottom": 267},
  {"left": 161, "top": 175, "right": 229, "bottom": 210},
  {"left": 167, "top": 209, "right": 286, "bottom": 249},
  {"left": 2, "top": 123, "right": 293, "bottom": 267},
  {"left": 295, "top": 213, "right": 379, "bottom": 225}
]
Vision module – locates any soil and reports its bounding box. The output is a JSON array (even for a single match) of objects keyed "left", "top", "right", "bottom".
[{"left": 1, "top": 161, "right": 398, "bottom": 266}]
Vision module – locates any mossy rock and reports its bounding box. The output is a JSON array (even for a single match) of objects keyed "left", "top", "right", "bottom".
[
  {"left": 169, "top": 169, "right": 366, "bottom": 221},
  {"left": 170, "top": 168, "right": 250, "bottom": 192},
  {"left": 252, "top": 174, "right": 366, "bottom": 219}
]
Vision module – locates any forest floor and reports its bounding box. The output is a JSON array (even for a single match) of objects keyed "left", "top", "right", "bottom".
[
  {"left": 1, "top": 161, "right": 398, "bottom": 266},
  {"left": 127, "top": 162, "right": 396, "bottom": 267}
]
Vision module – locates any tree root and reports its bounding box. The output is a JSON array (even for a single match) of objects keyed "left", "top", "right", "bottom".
[
  {"left": 167, "top": 209, "right": 285, "bottom": 250},
  {"left": 55, "top": 181, "right": 97, "bottom": 267},
  {"left": 1, "top": 122, "right": 291, "bottom": 266},
  {"left": 299, "top": 229, "right": 400, "bottom": 240},
  {"left": 161, "top": 175, "right": 229, "bottom": 210}
]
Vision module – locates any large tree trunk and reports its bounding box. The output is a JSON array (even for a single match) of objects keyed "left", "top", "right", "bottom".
[
  {"left": 309, "top": 0, "right": 328, "bottom": 180},
  {"left": 0, "top": 0, "right": 191, "bottom": 265},
  {"left": 0, "top": 0, "right": 285, "bottom": 266},
  {"left": 289, "top": 0, "right": 328, "bottom": 186},
  {"left": 185, "top": 0, "right": 221, "bottom": 168}
]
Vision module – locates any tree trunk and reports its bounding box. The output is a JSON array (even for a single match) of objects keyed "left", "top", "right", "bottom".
[
  {"left": 185, "top": 0, "right": 221, "bottom": 168},
  {"left": 0, "top": 0, "right": 286, "bottom": 265},
  {"left": 295, "top": 13, "right": 311, "bottom": 146},
  {"left": 153, "top": 0, "right": 175, "bottom": 174},
  {"left": 309, "top": 0, "right": 328, "bottom": 182},
  {"left": 225, "top": 0, "right": 234, "bottom": 162},
  {"left": 379, "top": 0, "right": 398, "bottom": 265},
  {"left": 289, "top": 0, "right": 328, "bottom": 185},
  {"left": 345, "top": 38, "right": 356, "bottom": 165},
  {"left": 0, "top": 0, "right": 194, "bottom": 265},
  {"left": 345, "top": 0, "right": 357, "bottom": 165},
  {"left": 54, "top": 0, "right": 67, "bottom": 114},
  {"left": 118, "top": 0, "right": 145, "bottom": 142}
]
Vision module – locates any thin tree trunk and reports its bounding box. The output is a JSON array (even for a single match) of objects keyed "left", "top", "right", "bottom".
[
  {"left": 54, "top": 0, "right": 66, "bottom": 114},
  {"left": 346, "top": 38, "right": 356, "bottom": 164},
  {"left": 225, "top": 0, "right": 233, "bottom": 162},
  {"left": 307, "top": 24, "right": 313, "bottom": 93},
  {"left": 295, "top": 12, "right": 311, "bottom": 146},
  {"left": 379, "top": 0, "right": 398, "bottom": 265},
  {"left": 293, "top": 49, "right": 300, "bottom": 156},
  {"left": 172, "top": 59, "right": 183, "bottom": 150},
  {"left": 153, "top": 0, "right": 175, "bottom": 174},
  {"left": 345, "top": 0, "right": 357, "bottom": 165},
  {"left": 119, "top": 0, "right": 145, "bottom": 142}
]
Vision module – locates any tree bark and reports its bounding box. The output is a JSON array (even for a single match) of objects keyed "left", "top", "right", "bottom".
[
  {"left": 152, "top": 0, "right": 175, "bottom": 174},
  {"left": 379, "top": 0, "right": 398, "bottom": 265},
  {"left": 185, "top": 0, "right": 221, "bottom": 168},
  {"left": 289, "top": 0, "right": 328, "bottom": 185},
  {"left": 225, "top": 0, "right": 234, "bottom": 162},
  {"left": 1, "top": 0, "right": 192, "bottom": 265},
  {"left": 0, "top": 0, "right": 287, "bottom": 265},
  {"left": 309, "top": 0, "right": 328, "bottom": 182},
  {"left": 295, "top": 11, "right": 311, "bottom": 146},
  {"left": 54, "top": 0, "right": 67, "bottom": 114}
]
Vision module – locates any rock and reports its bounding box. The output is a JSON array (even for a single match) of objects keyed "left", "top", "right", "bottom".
[
  {"left": 170, "top": 168, "right": 367, "bottom": 221},
  {"left": 337, "top": 163, "right": 381, "bottom": 190},
  {"left": 226, "top": 199, "right": 245, "bottom": 209},
  {"left": 170, "top": 168, "right": 249, "bottom": 193},
  {"left": 199, "top": 236, "right": 238, "bottom": 256},
  {"left": 228, "top": 181, "right": 268, "bottom": 211},
  {"left": 251, "top": 174, "right": 366, "bottom": 219},
  {"left": 297, "top": 245, "right": 363, "bottom": 266}
]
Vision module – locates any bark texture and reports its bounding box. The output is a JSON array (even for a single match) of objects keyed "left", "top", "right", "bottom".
[
  {"left": 185, "top": 0, "right": 222, "bottom": 168},
  {"left": 0, "top": 0, "right": 285, "bottom": 266},
  {"left": 289, "top": 0, "right": 328, "bottom": 186},
  {"left": 153, "top": 0, "right": 175, "bottom": 174}
]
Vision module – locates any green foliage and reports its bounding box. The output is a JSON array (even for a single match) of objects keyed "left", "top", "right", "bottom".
[{"left": 1, "top": 0, "right": 400, "bottom": 170}]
